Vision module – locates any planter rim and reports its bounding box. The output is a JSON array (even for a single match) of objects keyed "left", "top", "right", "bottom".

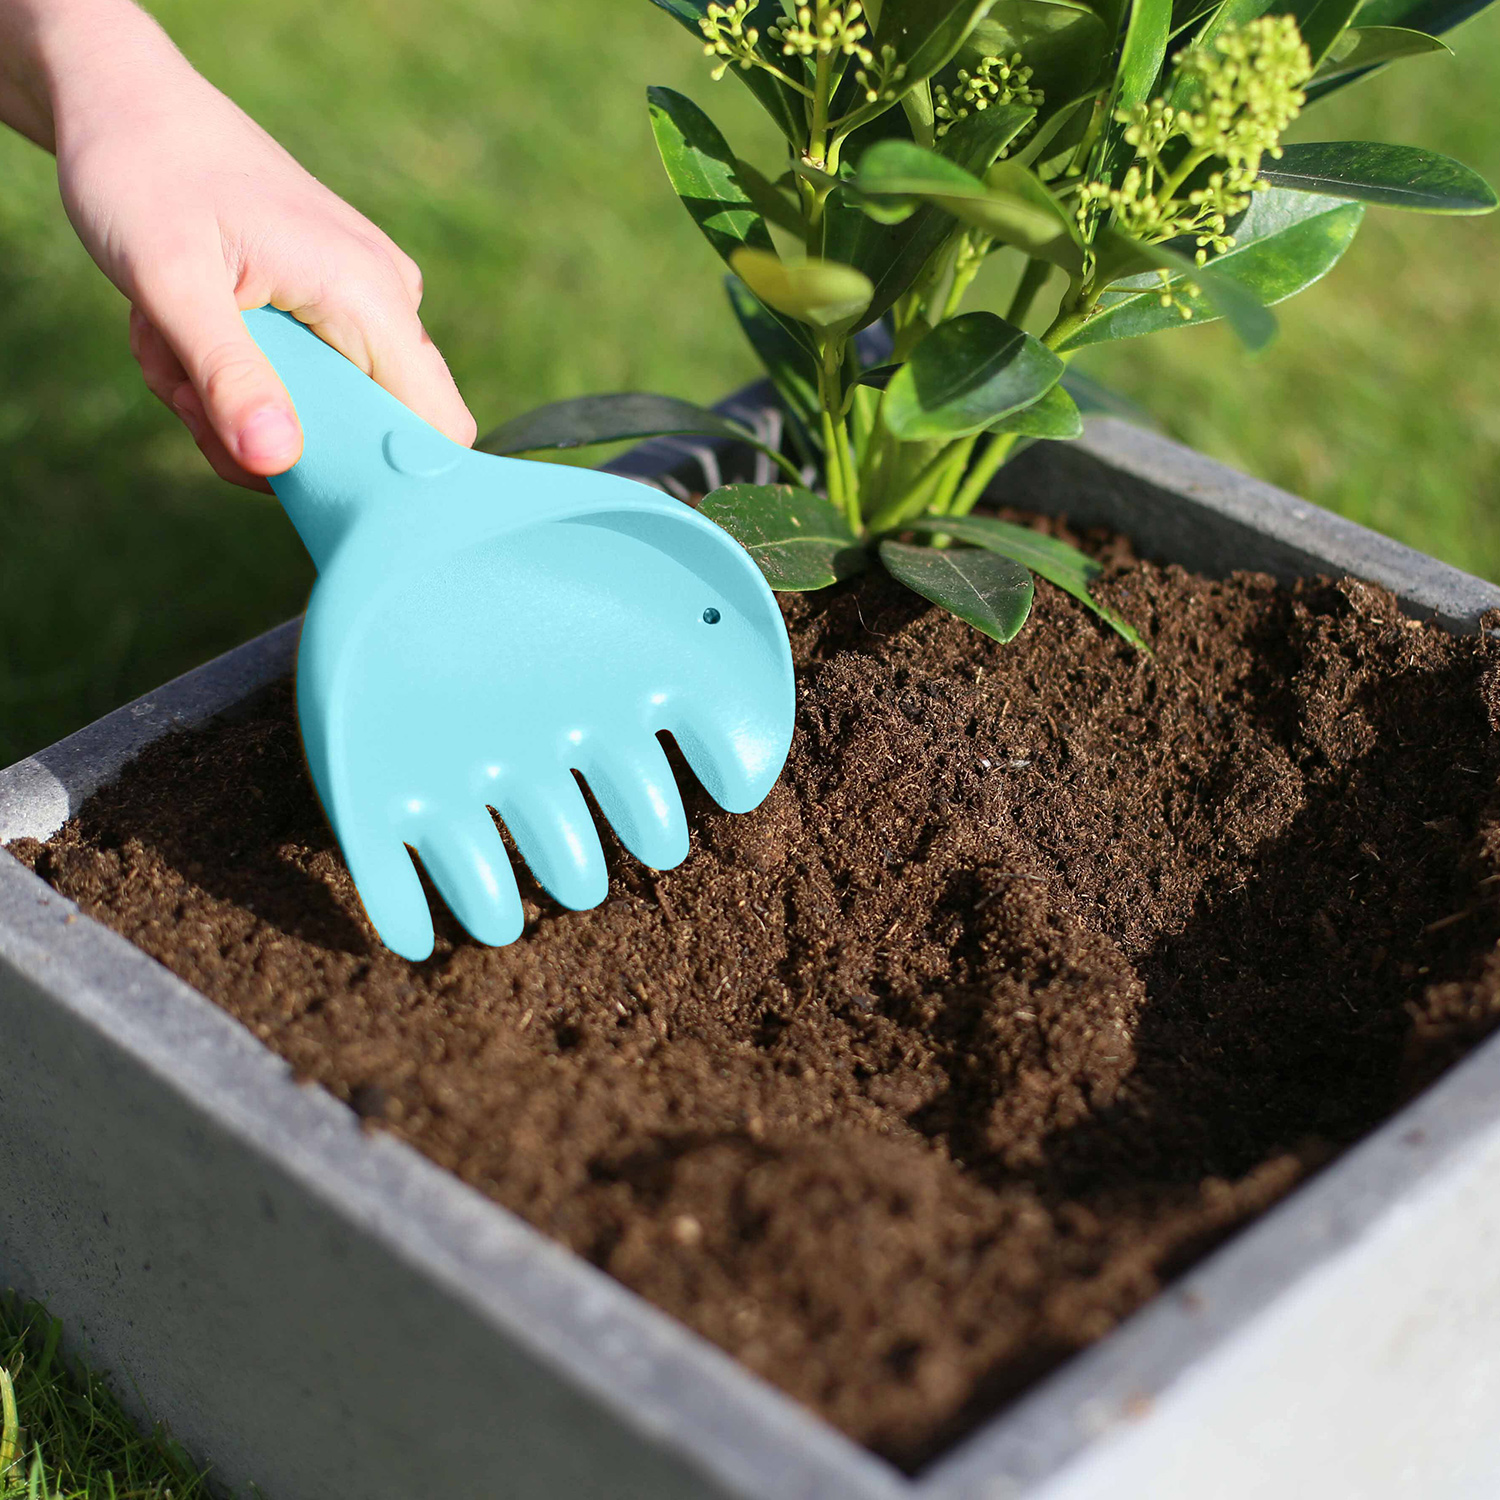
[{"left": 5, "top": 411, "right": 1500, "bottom": 1500}]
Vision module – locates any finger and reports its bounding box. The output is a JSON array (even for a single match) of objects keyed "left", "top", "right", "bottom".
[
  {"left": 170, "top": 382, "right": 273, "bottom": 493},
  {"left": 129, "top": 304, "right": 190, "bottom": 407},
  {"left": 134, "top": 271, "right": 304, "bottom": 476},
  {"left": 297, "top": 287, "right": 477, "bottom": 449}
]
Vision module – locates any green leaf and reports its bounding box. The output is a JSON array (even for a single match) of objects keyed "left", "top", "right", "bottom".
[
  {"left": 725, "top": 276, "right": 822, "bottom": 436},
  {"left": 1090, "top": 0, "right": 1171, "bottom": 199},
  {"left": 700, "top": 484, "right": 869, "bottom": 590},
  {"left": 1291, "top": 0, "right": 1364, "bottom": 66},
  {"left": 1261, "top": 141, "right": 1496, "bottom": 214},
  {"left": 1348, "top": 0, "right": 1493, "bottom": 31},
  {"left": 735, "top": 157, "right": 807, "bottom": 237},
  {"left": 988, "top": 381, "right": 1083, "bottom": 439},
  {"left": 477, "top": 392, "right": 800, "bottom": 481},
  {"left": 729, "top": 248, "right": 874, "bottom": 328},
  {"left": 1116, "top": 0, "right": 1172, "bottom": 111},
  {"left": 878, "top": 540, "right": 1035, "bottom": 642},
  {"left": 851, "top": 143, "right": 1081, "bottom": 270},
  {"left": 904, "top": 515, "right": 1145, "bottom": 645},
  {"left": 884, "top": 312, "right": 1064, "bottom": 440},
  {"left": 874, "top": 0, "right": 997, "bottom": 89},
  {"left": 1059, "top": 189, "right": 1364, "bottom": 350},
  {"left": 648, "top": 86, "right": 775, "bottom": 267},
  {"left": 1312, "top": 24, "right": 1450, "bottom": 78},
  {"left": 646, "top": 0, "right": 808, "bottom": 147},
  {"left": 1099, "top": 230, "right": 1278, "bottom": 350},
  {"left": 479, "top": 393, "right": 757, "bottom": 455},
  {"left": 1014, "top": 93, "right": 1100, "bottom": 171},
  {"left": 984, "top": 162, "right": 1087, "bottom": 274},
  {"left": 1303, "top": 3, "right": 1485, "bottom": 100},
  {"left": 936, "top": 102, "right": 1039, "bottom": 176}
]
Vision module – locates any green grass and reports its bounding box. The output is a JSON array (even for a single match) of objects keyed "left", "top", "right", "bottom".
[
  {"left": 2, "top": 2, "right": 1498, "bottom": 770},
  {"left": 1, "top": 1298, "right": 211, "bottom": 1499}
]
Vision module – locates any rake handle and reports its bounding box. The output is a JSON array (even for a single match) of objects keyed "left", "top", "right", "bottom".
[{"left": 242, "top": 306, "right": 467, "bottom": 569}]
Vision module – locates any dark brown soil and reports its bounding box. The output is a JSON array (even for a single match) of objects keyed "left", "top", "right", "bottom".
[{"left": 14, "top": 537, "right": 1500, "bottom": 1472}]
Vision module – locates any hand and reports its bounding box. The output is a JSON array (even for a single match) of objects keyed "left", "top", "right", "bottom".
[{"left": 0, "top": 0, "right": 476, "bottom": 491}]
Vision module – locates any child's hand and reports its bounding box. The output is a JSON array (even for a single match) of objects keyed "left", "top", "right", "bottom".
[{"left": 0, "top": 0, "right": 476, "bottom": 491}]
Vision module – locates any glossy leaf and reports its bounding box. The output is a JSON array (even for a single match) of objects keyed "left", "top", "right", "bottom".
[
  {"left": 648, "top": 87, "right": 775, "bottom": 267},
  {"left": 987, "top": 381, "right": 1083, "bottom": 439},
  {"left": 936, "top": 102, "right": 1039, "bottom": 176},
  {"left": 700, "top": 484, "right": 868, "bottom": 590},
  {"left": 480, "top": 393, "right": 758, "bottom": 455},
  {"left": 1116, "top": 0, "right": 1173, "bottom": 111},
  {"left": 878, "top": 540, "right": 1035, "bottom": 642},
  {"left": 1059, "top": 190, "right": 1364, "bottom": 350},
  {"left": 1100, "top": 230, "right": 1278, "bottom": 349},
  {"left": 1182, "top": 0, "right": 1277, "bottom": 51},
  {"left": 1303, "top": 0, "right": 1488, "bottom": 98},
  {"left": 725, "top": 276, "right": 822, "bottom": 437},
  {"left": 1015, "top": 94, "right": 1099, "bottom": 171},
  {"left": 646, "top": 0, "right": 808, "bottom": 147},
  {"left": 851, "top": 143, "right": 1080, "bottom": 268},
  {"left": 1292, "top": 0, "right": 1364, "bottom": 66},
  {"left": 985, "top": 162, "right": 1087, "bottom": 273},
  {"left": 730, "top": 248, "right": 874, "bottom": 328},
  {"left": 875, "top": 0, "right": 997, "bottom": 88},
  {"left": 1091, "top": 0, "right": 1171, "bottom": 197},
  {"left": 1312, "top": 25, "right": 1450, "bottom": 79},
  {"left": 1261, "top": 141, "right": 1496, "bottom": 214},
  {"left": 885, "top": 312, "right": 1064, "bottom": 440},
  {"left": 735, "top": 157, "right": 807, "bottom": 236},
  {"left": 1332, "top": 0, "right": 1489, "bottom": 34},
  {"left": 903, "top": 514, "right": 1145, "bottom": 645}
]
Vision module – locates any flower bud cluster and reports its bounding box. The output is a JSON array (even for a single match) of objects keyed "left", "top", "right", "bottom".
[
  {"left": 855, "top": 42, "right": 907, "bottom": 104},
  {"left": 1076, "top": 17, "right": 1312, "bottom": 316},
  {"left": 771, "top": 3, "right": 873, "bottom": 63},
  {"left": 933, "top": 53, "right": 1043, "bottom": 138},
  {"left": 700, "top": 0, "right": 763, "bottom": 80}
]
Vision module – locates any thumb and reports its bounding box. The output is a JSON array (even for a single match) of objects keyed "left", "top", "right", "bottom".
[{"left": 137, "top": 280, "right": 304, "bottom": 476}]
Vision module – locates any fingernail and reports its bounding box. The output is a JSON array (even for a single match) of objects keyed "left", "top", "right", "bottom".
[{"left": 237, "top": 407, "right": 300, "bottom": 468}]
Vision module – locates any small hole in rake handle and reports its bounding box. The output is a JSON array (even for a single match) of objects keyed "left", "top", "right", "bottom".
[{"left": 702, "top": 607, "right": 721, "bottom": 624}]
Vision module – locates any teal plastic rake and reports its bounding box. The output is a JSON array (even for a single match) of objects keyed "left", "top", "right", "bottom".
[{"left": 243, "top": 307, "right": 794, "bottom": 960}]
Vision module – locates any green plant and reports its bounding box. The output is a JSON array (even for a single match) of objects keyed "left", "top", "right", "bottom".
[{"left": 481, "top": 0, "right": 1497, "bottom": 644}]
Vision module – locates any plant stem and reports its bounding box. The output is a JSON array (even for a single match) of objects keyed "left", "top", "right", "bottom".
[
  {"left": 818, "top": 332, "right": 861, "bottom": 529},
  {"left": 928, "top": 434, "right": 977, "bottom": 514},
  {"left": 948, "top": 431, "right": 1020, "bottom": 517}
]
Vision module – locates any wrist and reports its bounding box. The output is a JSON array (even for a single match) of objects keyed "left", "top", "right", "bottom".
[{"left": 0, "top": 0, "right": 184, "bottom": 153}]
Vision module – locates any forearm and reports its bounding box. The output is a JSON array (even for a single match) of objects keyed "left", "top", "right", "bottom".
[{"left": 0, "top": 0, "right": 181, "bottom": 152}]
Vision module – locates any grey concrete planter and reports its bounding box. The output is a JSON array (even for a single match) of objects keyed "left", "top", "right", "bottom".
[{"left": 4, "top": 414, "right": 1500, "bottom": 1500}]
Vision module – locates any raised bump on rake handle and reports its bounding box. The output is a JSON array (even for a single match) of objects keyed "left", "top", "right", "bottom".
[
  {"left": 414, "top": 807, "right": 525, "bottom": 948},
  {"left": 579, "top": 738, "right": 691, "bottom": 872},
  {"left": 492, "top": 776, "right": 611, "bottom": 912}
]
